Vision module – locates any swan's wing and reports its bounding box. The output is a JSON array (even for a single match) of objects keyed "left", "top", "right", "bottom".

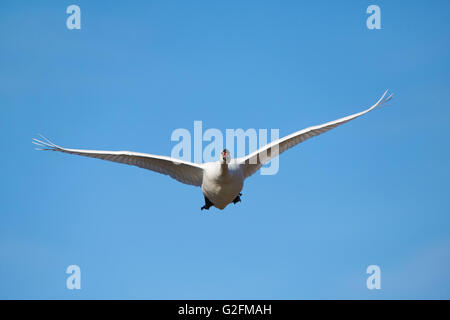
[
  {"left": 32, "top": 137, "right": 204, "bottom": 186},
  {"left": 239, "top": 90, "right": 393, "bottom": 179}
]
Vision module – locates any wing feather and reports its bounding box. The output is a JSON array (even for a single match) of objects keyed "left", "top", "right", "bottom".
[
  {"left": 32, "top": 136, "right": 204, "bottom": 186},
  {"left": 239, "top": 91, "right": 393, "bottom": 178}
]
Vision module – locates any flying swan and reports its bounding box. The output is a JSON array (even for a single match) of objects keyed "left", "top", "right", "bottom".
[{"left": 33, "top": 91, "right": 393, "bottom": 211}]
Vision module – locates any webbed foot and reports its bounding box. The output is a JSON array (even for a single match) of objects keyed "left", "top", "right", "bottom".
[
  {"left": 232, "top": 193, "right": 242, "bottom": 204},
  {"left": 201, "top": 196, "right": 214, "bottom": 211}
]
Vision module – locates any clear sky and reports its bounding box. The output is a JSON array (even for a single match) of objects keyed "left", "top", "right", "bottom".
[{"left": 1, "top": 0, "right": 450, "bottom": 299}]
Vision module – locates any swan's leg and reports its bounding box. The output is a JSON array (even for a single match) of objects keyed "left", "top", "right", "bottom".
[
  {"left": 232, "top": 193, "right": 242, "bottom": 204},
  {"left": 201, "top": 196, "right": 214, "bottom": 211}
]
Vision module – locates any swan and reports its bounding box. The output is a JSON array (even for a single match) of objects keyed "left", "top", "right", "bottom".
[{"left": 33, "top": 91, "right": 393, "bottom": 211}]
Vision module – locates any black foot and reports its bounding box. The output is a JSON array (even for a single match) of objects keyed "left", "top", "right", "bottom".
[
  {"left": 232, "top": 193, "right": 242, "bottom": 204},
  {"left": 201, "top": 196, "right": 214, "bottom": 211}
]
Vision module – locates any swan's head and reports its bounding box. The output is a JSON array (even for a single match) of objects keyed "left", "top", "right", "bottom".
[{"left": 221, "top": 149, "right": 231, "bottom": 164}]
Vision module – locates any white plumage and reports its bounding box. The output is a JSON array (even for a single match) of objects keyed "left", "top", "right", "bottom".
[{"left": 33, "top": 91, "right": 393, "bottom": 210}]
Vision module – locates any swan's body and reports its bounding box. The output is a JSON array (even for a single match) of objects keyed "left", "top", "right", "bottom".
[
  {"left": 202, "top": 160, "right": 244, "bottom": 209},
  {"left": 33, "top": 91, "right": 393, "bottom": 211}
]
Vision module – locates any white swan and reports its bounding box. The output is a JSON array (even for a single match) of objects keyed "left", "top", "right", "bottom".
[{"left": 33, "top": 91, "right": 393, "bottom": 211}]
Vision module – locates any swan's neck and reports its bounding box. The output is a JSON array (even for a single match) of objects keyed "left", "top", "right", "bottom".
[{"left": 219, "top": 163, "right": 229, "bottom": 177}]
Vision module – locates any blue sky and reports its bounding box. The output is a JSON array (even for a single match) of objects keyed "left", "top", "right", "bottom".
[{"left": 1, "top": 0, "right": 450, "bottom": 299}]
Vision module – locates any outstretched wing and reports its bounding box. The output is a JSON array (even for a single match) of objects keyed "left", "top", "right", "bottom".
[
  {"left": 32, "top": 137, "right": 204, "bottom": 186},
  {"left": 239, "top": 90, "right": 393, "bottom": 179}
]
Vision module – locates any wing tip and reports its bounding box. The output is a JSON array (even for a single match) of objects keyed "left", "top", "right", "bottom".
[
  {"left": 32, "top": 135, "right": 60, "bottom": 151},
  {"left": 372, "top": 90, "right": 393, "bottom": 111}
]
